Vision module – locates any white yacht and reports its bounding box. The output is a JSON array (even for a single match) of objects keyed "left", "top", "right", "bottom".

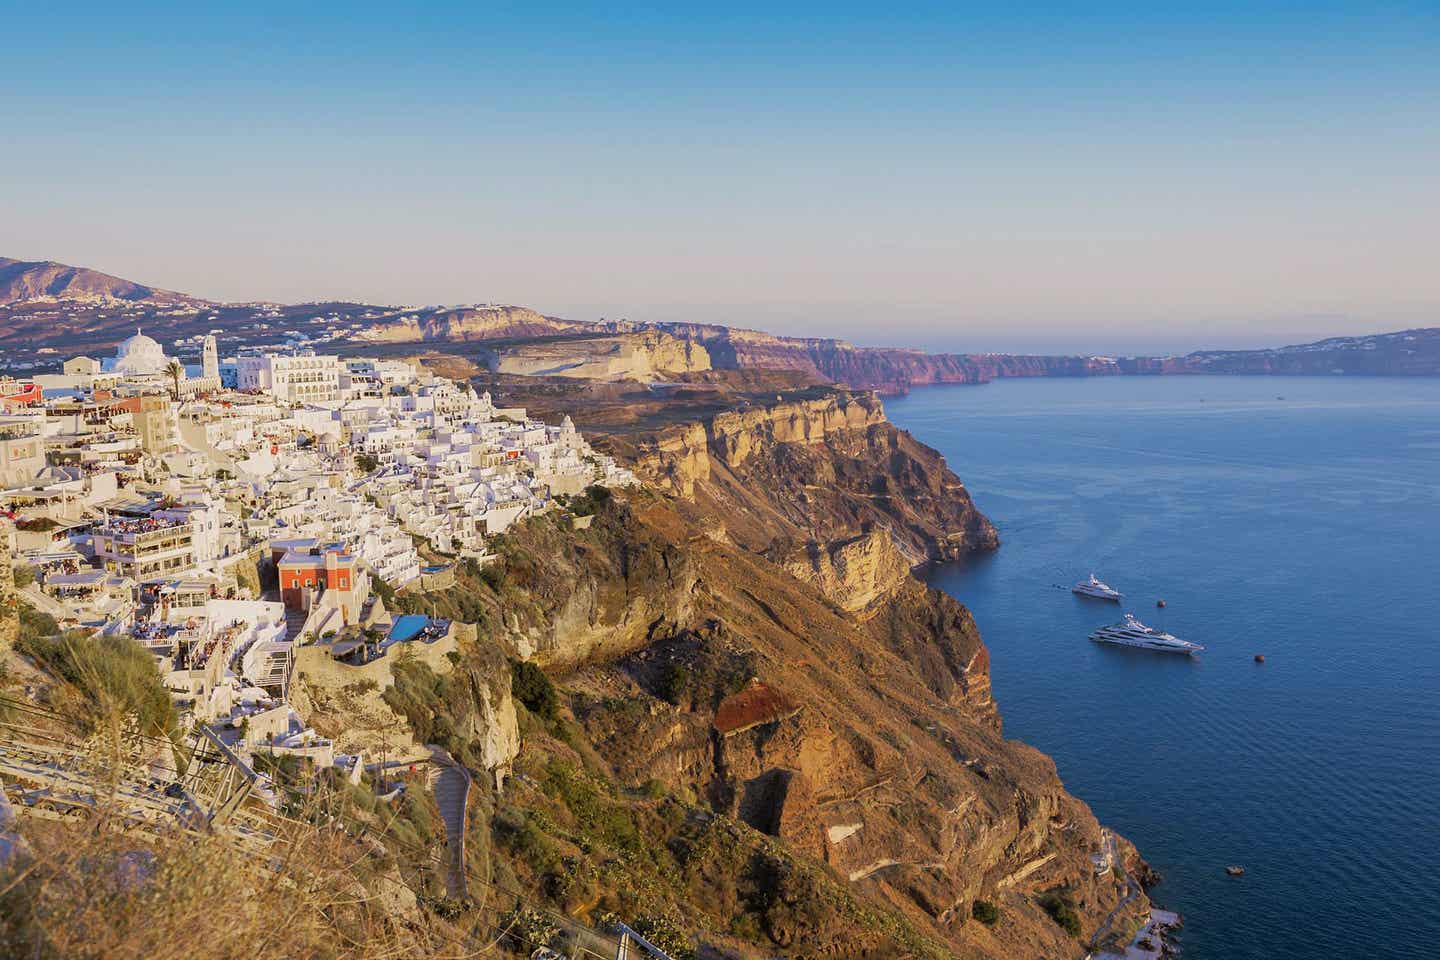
[
  {"left": 1072, "top": 573, "right": 1123, "bottom": 601},
  {"left": 1090, "top": 614, "right": 1204, "bottom": 655}
]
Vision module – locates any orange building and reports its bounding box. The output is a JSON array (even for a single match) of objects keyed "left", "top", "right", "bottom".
[{"left": 278, "top": 546, "right": 358, "bottom": 613}]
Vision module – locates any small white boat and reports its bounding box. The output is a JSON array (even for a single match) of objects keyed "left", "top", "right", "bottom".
[
  {"left": 1090, "top": 614, "right": 1204, "bottom": 655},
  {"left": 1072, "top": 573, "right": 1123, "bottom": 601}
]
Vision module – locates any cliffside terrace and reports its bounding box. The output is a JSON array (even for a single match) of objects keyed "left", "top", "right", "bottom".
[
  {"left": 97, "top": 514, "right": 191, "bottom": 542},
  {"left": 95, "top": 518, "right": 196, "bottom": 580}
]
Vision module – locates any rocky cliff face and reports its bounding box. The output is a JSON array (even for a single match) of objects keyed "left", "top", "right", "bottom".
[
  {"left": 782, "top": 530, "right": 912, "bottom": 613},
  {"left": 486, "top": 488, "right": 1144, "bottom": 959},
  {"left": 632, "top": 390, "right": 998, "bottom": 566},
  {"left": 491, "top": 504, "right": 700, "bottom": 669},
  {"left": 361, "top": 383, "right": 1148, "bottom": 958},
  {"left": 494, "top": 331, "right": 711, "bottom": 381},
  {"left": 292, "top": 622, "right": 520, "bottom": 773},
  {"left": 353, "top": 304, "right": 605, "bottom": 342},
  {"left": 650, "top": 322, "right": 1128, "bottom": 393}
]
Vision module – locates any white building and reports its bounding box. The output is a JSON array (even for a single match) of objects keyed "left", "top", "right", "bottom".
[
  {"left": 237, "top": 351, "right": 341, "bottom": 404},
  {"left": 105, "top": 329, "right": 172, "bottom": 377}
]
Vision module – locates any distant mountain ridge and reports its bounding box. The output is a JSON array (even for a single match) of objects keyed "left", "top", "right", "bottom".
[
  {"left": 0, "top": 256, "right": 200, "bottom": 305},
  {"left": 1, "top": 254, "right": 1436, "bottom": 386}
]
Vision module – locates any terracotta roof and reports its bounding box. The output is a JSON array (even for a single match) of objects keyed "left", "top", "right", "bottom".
[{"left": 714, "top": 680, "right": 800, "bottom": 736}]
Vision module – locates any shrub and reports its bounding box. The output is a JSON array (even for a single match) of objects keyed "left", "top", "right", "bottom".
[
  {"left": 510, "top": 659, "right": 558, "bottom": 721},
  {"left": 382, "top": 659, "right": 454, "bottom": 747},
  {"left": 479, "top": 564, "right": 504, "bottom": 590},
  {"left": 1039, "top": 891, "right": 1082, "bottom": 938},
  {"left": 17, "top": 627, "right": 176, "bottom": 739},
  {"left": 628, "top": 914, "right": 695, "bottom": 960},
  {"left": 12, "top": 564, "right": 37, "bottom": 588},
  {"left": 660, "top": 663, "right": 691, "bottom": 706},
  {"left": 354, "top": 453, "right": 379, "bottom": 473},
  {"left": 18, "top": 603, "right": 57, "bottom": 640},
  {"left": 369, "top": 574, "right": 397, "bottom": 606},
  {"left": 972, "top": 900, "right": 1000, "bottom": 926},
  {"left": 567, "top": 484, "right": 614, "bottom": 518}
]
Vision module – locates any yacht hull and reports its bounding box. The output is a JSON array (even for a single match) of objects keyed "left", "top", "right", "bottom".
[
  {"left": 1073, "top": 587, "right": 1122, "bottom": 601},
  {"left": 1090, "top": 636, "right": 1202, "bottom": 655}
]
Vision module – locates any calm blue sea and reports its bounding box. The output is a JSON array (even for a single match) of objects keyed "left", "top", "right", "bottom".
[{"left": 886, "top": 376, "right": 1440, "bottom": 960}]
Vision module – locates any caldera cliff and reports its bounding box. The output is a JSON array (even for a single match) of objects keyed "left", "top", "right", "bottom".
[{"left": 399, "top": 387, "right": 1154, "bottom": 959}]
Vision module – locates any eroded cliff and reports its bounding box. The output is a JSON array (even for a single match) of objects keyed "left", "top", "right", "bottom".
[
  {"left": 493, "top": 331, "right": 712, "bottom": 381},
  {"left": 393, "top": 390, "right": 1153, "bottom": 959},
  {"left": 631, "top": 389, "right": 997, "bottom": 568},
  {"left": 458, "top": 486, "right": 1147, "bottom": 958}
]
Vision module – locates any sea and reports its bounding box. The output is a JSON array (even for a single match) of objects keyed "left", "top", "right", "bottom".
[{"left": 885, "top": 375, "right": 1440, "bottom": 960}]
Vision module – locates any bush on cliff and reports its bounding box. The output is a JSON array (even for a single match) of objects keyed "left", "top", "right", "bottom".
[
  {"left": 17, "top": 626, "right": 176, "bottom": 740},
  {"left": 1039, "top": 891, "right": 1082, "bottom": 937},
  {"left": 510, "top": 658, "right": 559, "bottom": 721},
  {"left": 972, "top": 900, "right": 1000, "bottom": 926},
  {"left": 567, "top": 484, "right": 613, "bottom": 517}
]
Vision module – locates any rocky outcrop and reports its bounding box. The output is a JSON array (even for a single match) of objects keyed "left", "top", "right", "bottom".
[
  {"left": 292, "top": 623, "right": 519, "bottom": 774},
  {"left": 494, "top": 331, "right": 711, "bottom": 381},
  {"left": 633, "top": 390, "right": 998, "bottom": 564},
  {"left": 460, "top": 641, "right": 522, "bottom": 775},
  {"left": 783, "top": 530, "right": 911, "bottom": 613},
  {"left": 491, "top": 503, "right": 700, "bottom": 669},
  {"left": 649, "top": 321, "right": 1127, "bottom": 393},
  {"left": 554, "top": 497, "right": 1138, "bottom": 959},
  {"left": 353, "top": 305, "right": 601, "bottom": 343}
]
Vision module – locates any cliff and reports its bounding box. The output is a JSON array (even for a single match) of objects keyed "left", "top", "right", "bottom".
[
  {"left": 4, "top": 254, "right": 1436, "bottom": 389},
  {"left": 782, "top": 529, "right": 912, "bottom": 613},
  {"left": 462, "top": 481, "right": 1147, "bottom": 958},
  {"left": 353, "top": 304, "right": 605, "bottom": 342},
  {"left": 1128, "top": 327, "right": 1440, "bottom": 376},
  {"left": 493, "top": 330, "right": 711, "bottom": 381},
  {"left": 632, "top": 390, "right": 998, "bottom": 566}
]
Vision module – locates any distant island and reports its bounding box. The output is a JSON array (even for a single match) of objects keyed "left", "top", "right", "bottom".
[{"left": 2, "top": 254, "right": 1437, "bottom": 391}]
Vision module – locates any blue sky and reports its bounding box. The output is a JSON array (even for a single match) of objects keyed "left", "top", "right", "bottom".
[{"left": 2, "top": 3, "right": 1437, "bottom": 353}]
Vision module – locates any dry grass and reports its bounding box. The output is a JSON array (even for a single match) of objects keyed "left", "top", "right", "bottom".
[
  {"left": 0, "top": 792, "right": 504, "bottom": 960},
  {"left": 0, "top": 685, "right": 506, "bottom": 960}
]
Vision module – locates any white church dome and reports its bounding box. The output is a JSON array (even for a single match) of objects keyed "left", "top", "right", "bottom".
[{"left": 108, "top": 327, "right": 171, "bottom": 376}]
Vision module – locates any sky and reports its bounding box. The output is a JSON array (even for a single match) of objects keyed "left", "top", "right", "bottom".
[{"left": 2, "top": 2, "right": 1438, "bottom": 354}]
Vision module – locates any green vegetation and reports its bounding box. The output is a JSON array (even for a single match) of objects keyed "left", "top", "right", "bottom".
[
  {"left": 18, "top": 603, "right": 57, "bottom": 640},
  {"left": 566, "top": 484, "right": 613, "bottom": 517},
  {"left": 510, "top": 659, "right": 558, "bottom": 721},
  {"left": 659, "top": 663, "right": 691, "bottom": 706},
  {"left": 12, "top": 564, "right": 37, "bottom": 588},
  {"left": 369, "top": 573, "right": 397, "bottom": 607},
  {"left": 16, "top": 624, "right": 177, "bottom": 739},
  {"left": 971, "top": 899, "right": 1000, "bottom": 926},
  {"left": 354, "top": 453, "right": 379, "bottom": 473},
  {"left": 1039, "top": 891, "right": 1083, "bottom": 938},
  {"left": 540, "top": 759, "right": 642, "bottom": 855},
  {"left": 624, "top": 914, "right": 694, "bottom": 960},
  {"left": 382, "top": 659, "right": 469, "bottom": 757}
]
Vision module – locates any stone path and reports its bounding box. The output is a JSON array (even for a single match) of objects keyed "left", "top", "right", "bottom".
[
  {"left": 1088, "top": 829, "right": 1142, "bottom": 950},
  {"left": 430, "top": 751, "right": 471, "bottom": 900}
]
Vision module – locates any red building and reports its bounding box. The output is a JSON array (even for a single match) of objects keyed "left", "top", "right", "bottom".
[{"left": 278, "top": 546, "right": 358, "bottom": 614}]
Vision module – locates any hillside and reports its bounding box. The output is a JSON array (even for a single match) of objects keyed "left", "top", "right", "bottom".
[
  {"left": 0, "top": 257, "right": 198, "bottom": 305},
  {"left": 390, "top": 391, "right": 1153, "bottom": 958},
  {"left": 0, "top": 384, "right": 1156, "bottom": 960}
]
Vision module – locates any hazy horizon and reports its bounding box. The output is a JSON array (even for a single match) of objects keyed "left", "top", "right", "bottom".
[{"left": 3, "top": 4, "right": 1437, "bottom": 352}]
